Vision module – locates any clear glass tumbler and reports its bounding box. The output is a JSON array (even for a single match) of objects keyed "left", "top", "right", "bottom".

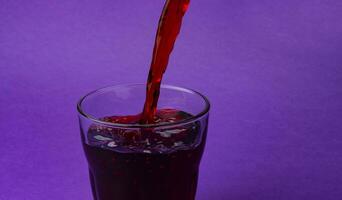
[{"left": 77, "top": 84, "right": 210, "bottom": 200}]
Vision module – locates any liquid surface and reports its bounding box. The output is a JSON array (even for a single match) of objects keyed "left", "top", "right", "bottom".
[
  {"left": 141, "top": 0, "right": 190, "bottom": 123},
  {"left": 88, "top": 109, "right": 200, "bottom": 154}
]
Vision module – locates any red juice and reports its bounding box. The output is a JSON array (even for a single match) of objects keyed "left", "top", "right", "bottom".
[
  {"left": 141, "top": 0, "right": 190, "bottom": 123},
  {"left": 80, "top": 0, "right": 208, "bottom": 199},
  {"left": 82, "top": 109, "right": 207, "bottom": 200}
]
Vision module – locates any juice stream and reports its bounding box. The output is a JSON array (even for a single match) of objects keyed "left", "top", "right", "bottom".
[{"left": 141, "top": 0, "right": 190, "bottom": 123}]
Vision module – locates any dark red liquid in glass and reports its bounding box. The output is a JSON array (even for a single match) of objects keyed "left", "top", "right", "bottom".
[
  {"left": 82, "top": 109, "right": 207, "bottom": 200},
  {"left": 141, "top": 0, "right": 190, "bottom": 123}
]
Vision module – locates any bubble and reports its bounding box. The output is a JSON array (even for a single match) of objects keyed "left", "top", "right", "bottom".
[
  {"left": 145, "top": 139, "right": 151, "bottom": 145},
  {"left": 143, "top": 150, "right": 152, "bottom": 154},
  {"left": 157, "top": 128, "right": 187, "bottom": 138},
  {"left": 108, "top": 141, "right": 117, "bottom": 148},
  {"left": 94, "top": 135, "right": 112, "bottom": 141},
  {"left": 174, "top": 141, "right": 184, "bottom": 147}
]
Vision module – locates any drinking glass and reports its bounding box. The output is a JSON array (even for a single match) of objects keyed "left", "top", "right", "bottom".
[{"left": 77, "top": 84, "right": 210, "bottom": 200}]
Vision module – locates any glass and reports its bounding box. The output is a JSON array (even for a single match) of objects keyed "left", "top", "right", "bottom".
[{"left": 77, "top": 84, "right": 210, "bottom": 200}]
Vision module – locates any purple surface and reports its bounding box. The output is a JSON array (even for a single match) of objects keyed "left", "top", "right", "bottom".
[{"left": 1, "top": 0, "right": 342, "bottom": 199}]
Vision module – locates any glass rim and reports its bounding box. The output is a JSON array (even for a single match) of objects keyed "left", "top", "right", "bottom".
[{"left": 77, "top": 83, "right": 210, "bottom": 129}]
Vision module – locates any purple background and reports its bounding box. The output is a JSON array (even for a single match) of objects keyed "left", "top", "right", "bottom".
[{"left": 1, "top": 0, "right": 342, "bottom": 199}]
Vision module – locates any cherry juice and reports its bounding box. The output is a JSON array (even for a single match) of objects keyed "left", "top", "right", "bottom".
[
  {"left": 82, "top": 109, "right": 207, "bottom": 200},
  {"left": 80, "top": 0, "right": 207, "bottom": 199}
]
